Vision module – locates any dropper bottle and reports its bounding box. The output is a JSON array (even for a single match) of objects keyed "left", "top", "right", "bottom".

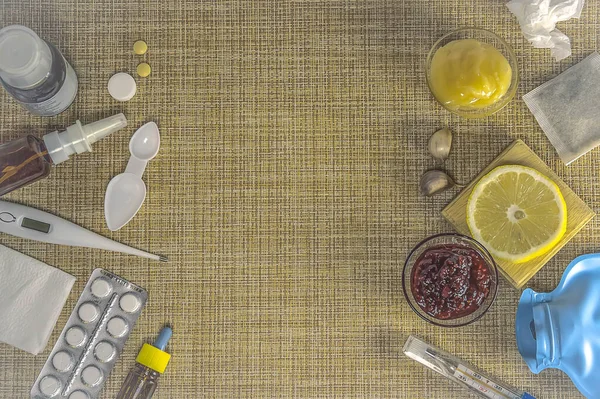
[
  {"left": 116, "top": 326, "right": 173, "bottom": 399},
  {"left": 0, "top": 113, "right": 127, "bottom": 196}
]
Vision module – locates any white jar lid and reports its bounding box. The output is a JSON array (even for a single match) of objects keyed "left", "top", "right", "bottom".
[{"left": 108, "top": 72, "right": 137, "bottom": 101}]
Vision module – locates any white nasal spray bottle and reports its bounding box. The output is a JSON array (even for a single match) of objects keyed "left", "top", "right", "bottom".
[
  {"left": 0, "top": 113, "right": 127, "bottom": 196},
  {"left": 43, "top": 113, "right": 128, "bottom": 164}
]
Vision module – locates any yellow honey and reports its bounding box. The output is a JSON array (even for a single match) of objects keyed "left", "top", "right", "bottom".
[{"left": 429, "top": 39, "right": 512, "bottom": 110}]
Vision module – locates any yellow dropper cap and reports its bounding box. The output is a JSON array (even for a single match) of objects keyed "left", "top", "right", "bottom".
[{"left": 136, "top": 327, "right": 172, "bottom": 373}]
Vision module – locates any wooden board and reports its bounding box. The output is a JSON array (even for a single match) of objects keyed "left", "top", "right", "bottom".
[{"left": 442, "top": 140, "right": 596, "bottom": 288}]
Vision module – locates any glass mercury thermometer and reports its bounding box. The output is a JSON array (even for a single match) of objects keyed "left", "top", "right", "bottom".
[{"left": 404, "top": 336, "right": 536, "bottom": 399}]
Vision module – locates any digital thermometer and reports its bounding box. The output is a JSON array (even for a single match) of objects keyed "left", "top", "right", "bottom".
[{"left": 0, "top": 200, "right": 167, "bottom": 262}]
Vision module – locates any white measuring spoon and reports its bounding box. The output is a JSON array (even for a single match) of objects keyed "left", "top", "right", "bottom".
[{"left": 104, "top": 122, "right": 160, "bottom": 231}]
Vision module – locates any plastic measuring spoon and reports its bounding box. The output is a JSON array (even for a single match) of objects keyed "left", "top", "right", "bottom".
[{"left": 105, "top": 122, "right": 160, "bottom": 231}]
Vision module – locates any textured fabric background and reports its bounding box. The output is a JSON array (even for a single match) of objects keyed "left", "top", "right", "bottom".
[{"left": 0, "top": 0, "right": 598, "bottom": 398}]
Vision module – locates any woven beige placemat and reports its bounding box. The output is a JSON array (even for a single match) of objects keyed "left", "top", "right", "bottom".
[{"left": 1, "top": 0, "right": 598, "bottom": 397}]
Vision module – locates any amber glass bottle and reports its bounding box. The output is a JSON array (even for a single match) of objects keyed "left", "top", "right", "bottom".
[{"left": 0, "top": 135, "right": 52, "bottom": 196}]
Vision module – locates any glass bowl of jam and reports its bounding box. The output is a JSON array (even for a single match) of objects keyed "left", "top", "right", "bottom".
[{"left": 402, "top": 233, "right": 498, "bottom": 327}]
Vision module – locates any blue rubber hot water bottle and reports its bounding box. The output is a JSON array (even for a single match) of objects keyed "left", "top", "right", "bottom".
[{"left": 516, "top": 254, "right": 600, "bottom": 399}]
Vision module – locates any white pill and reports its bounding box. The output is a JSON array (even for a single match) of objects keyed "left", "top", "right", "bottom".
[
  {"left": 52, "top": 351, "right": 73, "bottom": 372},
  {"left": 39, "top": 375, "right": 61, "bottom": 397},
  {"left": 107, "top": 317, "right": 129, "bottom": 337},
  {"left": 94, "top": 341, "right": 116, "bottom": 363},
  {"left": 91, "top": 278, "right": 112, "bottom": 298},
  {"left": 69, "top": 391, "right": 89, "bottom": 399},
  {"left": 119, "top": 293, "right": 140, "bottom": 313},
  {"left": 81, "top": 365, "right": 103, "bottom": 387},
  {"left": 65, "top": 327, "right": 86, "bottom": 347},
  {"left": 78, "top": 302, "right": 99, "bottom": 323},
  {"left": 108, "top": 72, "right": 137, "bottom": 102}
]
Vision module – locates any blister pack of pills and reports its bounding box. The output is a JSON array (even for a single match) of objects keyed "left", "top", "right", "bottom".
[{"left": 31, "top": 269, "right": 148, "bottom": 399}]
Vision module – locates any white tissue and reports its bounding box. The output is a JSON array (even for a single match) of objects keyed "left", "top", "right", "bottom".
[
  {"left": 507, "top": 0, "right": 586, "bottom": 61},
  {"left": 0, "top": 245, "right": 75, "bottom": 355}
]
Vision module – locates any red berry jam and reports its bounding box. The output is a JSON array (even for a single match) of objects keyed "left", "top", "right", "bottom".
[{"left": 410, "top": 244, "right": 492, "bottom": 320}]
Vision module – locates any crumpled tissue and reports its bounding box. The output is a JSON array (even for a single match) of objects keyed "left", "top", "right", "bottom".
[
  {"left": 0, "top": 244, "right": 75, "bottom": 355},
  {"left": 507, "top": 0, "right": 586, "bottom": 61}
]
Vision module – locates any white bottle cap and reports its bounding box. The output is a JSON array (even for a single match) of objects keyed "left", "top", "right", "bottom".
[
  {"left": 108, "top": 72, "right": 137, "bottom": 101},
  {"left": 0, "top": 25, "right": 53, "bottom": 89},
  {"left": 43, "top": 113, "right": 128, "bottom": 164}
]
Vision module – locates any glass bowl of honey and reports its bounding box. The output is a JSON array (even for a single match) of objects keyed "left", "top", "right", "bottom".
[
  {"left": 402, "top": 233, "right": 499, "bottom": 327},
  {"left": 426, "top": 28, "right": 519, "bottom": 118}
]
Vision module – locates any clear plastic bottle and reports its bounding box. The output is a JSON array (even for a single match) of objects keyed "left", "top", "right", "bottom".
[
  {"left": 117, "top": 327, "right": 172, "bottom": 399},
  {"left": 0, "top": 114, "right": 127, "bottom": 196},
  {"left": 118, "top": 363, "right": 161, "bottom": 398},
  {"left": 0, "top": 25, "right": 78, "bottom": 116}
]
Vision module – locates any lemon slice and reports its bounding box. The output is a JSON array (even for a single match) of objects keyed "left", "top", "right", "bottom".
[{"left": 467, "top": 165, "right": 567, "bottom": 263}]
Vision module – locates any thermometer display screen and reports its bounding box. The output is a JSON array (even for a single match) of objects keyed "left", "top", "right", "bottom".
[{"left": 21, "top": 217, "right": 51, "bottom": 234}]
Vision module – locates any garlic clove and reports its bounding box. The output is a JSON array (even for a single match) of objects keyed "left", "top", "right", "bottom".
[
  {"left": 428, "top": 127, "right": 453, "bottom": 162},
  {"left": 420, "top": 170, "right": 459, "bottom": 197}
]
